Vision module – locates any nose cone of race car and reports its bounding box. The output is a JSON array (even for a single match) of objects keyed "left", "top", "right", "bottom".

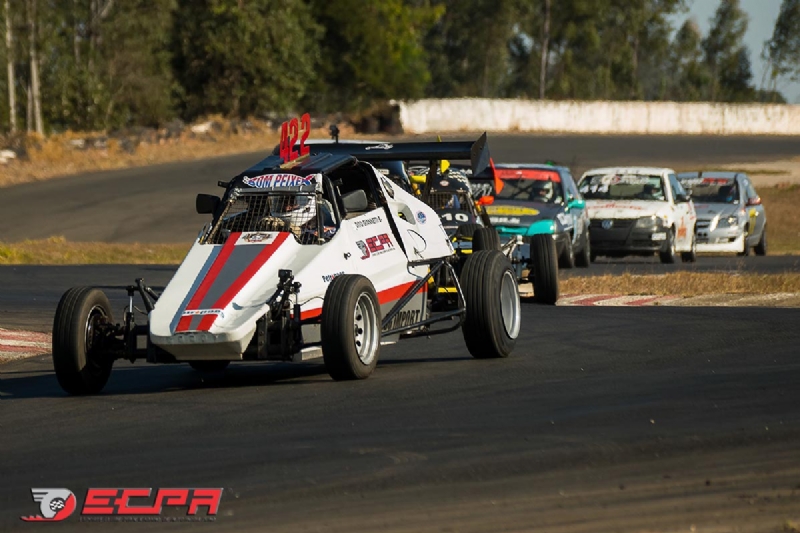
[{"left": 149, "top": 231, "right": 299, "bottom": 357}]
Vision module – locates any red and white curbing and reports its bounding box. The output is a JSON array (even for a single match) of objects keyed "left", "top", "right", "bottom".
[
  {"left": 0, "top": 328, "right": 51, "bottom": 361},
  {"left": 557, "top": 294, "right": 680, "bottom": 307}
]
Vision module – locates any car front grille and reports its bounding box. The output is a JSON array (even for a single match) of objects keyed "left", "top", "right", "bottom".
[{"left": 590, "top": 218, "right": 636, "bottom": 230}]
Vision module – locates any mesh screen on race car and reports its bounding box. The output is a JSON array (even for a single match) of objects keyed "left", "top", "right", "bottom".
[{"left": 204, "top": 192, "right": 336, "bottom": 245}]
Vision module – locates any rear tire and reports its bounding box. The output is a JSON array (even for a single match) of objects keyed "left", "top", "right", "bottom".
[
  {"left": 575, "top": 230, "right": 591, "bottom": 268},
  {"left": 754, "top": 226, "right": 767, "bottom": 256},
  {"left": 189, "top": 361, "right": 230, "bottom": 372},
  {"left": 461, "top": 250, "right": 520, "bottom": 359},
  {"left": 52, "top": 287, "right": 114, "bottom": 395},
  {"left": 529, "top": 234, "right": 559, "bottom": 305},
  {"left": 321, "top": 275, "right": 381, "bottom": 380},
  {"left": 659, "top": 228, "right": 677, "bottom": 264},
  {"left": 455, "top": 223, "right": 482, "bottom": 239},
  {"left": 473, "top": 227, "right": 501, "bottom": 251},
  {"left": 681, "top": 230, "right": 697, "bottom": 263}
]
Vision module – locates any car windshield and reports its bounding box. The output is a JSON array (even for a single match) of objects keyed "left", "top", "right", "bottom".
[
  {"left": 678, "top": 177, "right": 739, "bottom": 204},
  {"left": 579, "top": 174, "right": 665, "bottom": 201},
  {"left": 495, "top": 170, "right": 563, "bottom": 204},
  {"left": 204, "top": 191, "right": 334, "bottom": 245}
]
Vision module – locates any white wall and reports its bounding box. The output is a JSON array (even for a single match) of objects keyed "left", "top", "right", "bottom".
[{"left": 395, "top": 99, "right": 800, "bottom": 135}]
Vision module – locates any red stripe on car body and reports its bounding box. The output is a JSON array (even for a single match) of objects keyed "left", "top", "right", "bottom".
[{"left": 196, "top": 232, "right": 291, "bottom": 331}]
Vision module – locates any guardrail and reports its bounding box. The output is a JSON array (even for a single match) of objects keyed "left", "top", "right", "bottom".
[{"left": 394, "top": 99, "right": 800, "bottom": 135}]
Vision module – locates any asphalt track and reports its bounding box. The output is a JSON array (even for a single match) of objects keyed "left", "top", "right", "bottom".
[
  {"left": 1, "top": 254, "right": 798, "bottom": 333},
  {"left": 1, "top": 134, "right": 799, "bottom": 244},
  {"left": 2, "top": 306, "right": 800, "bottom": 532},
  {"left": 2, "top": 135, "right": 800, "bottom": 532}
]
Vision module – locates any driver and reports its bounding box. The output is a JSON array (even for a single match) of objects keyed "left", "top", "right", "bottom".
[
  {"left": 531, "top": 180, "right": 555, "bottom": 203},
  {"left": 270, "top": 194, "right": 336, "bottom": 242},
  {"left": 639, "top": 183, "right": 664, "bottom": 200},
  {"left": 717, "top": 185, "right": 737, "bottom": 203}
]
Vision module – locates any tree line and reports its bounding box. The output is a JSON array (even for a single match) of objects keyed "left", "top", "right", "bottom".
[{"left": 2, "top": 0, "right": 799, "bottom": 135}]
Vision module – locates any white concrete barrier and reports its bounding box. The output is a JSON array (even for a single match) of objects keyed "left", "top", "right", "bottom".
[{"left": 395, "top": 99, "right": 800, "bottom": 135}]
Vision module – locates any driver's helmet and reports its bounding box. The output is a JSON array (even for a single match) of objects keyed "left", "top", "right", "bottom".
[
  {"left": 718, "top": 185, "right": 734, "bottom": 203},
  {"left": 532, "top": 180, "right": 555, "bottom": 202},
  {"left": 272, "top": 194, "right": 316, "bottom": 226}
]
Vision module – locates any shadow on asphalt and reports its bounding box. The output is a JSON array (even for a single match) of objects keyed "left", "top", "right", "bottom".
[{"left": 1, "top": 352, "right": 474, "bottom": 399}]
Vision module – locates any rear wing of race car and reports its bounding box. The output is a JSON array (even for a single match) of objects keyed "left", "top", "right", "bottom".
[{"left": 323, "top": 133, "right": 491, "bottom": 198}]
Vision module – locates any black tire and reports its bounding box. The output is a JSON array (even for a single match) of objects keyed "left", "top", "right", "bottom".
[
  {"left": 738, "top": 234, "right": 751, "bottom": 256},
  {"left": 659, "top": 228, "right": 677, "bottom": 264},
  {"left": 321, "top": 275, "right": 381, "bottom": 380},
  {"left": 52, "top": 287, "right": 114, "bottom": 395},
  {"left": 529, "top": 234, "right": 559, "bottom": 305},
  {"left": 473, "top": 227, "right": 501, "bottom": 251},
  {"left": 455, "top": 223, "right": 482, "bottom": 239},
  {"left": 189, "top": 360, "right": 230, "bottom": 372},
  {"left": 575, "top": 230, "right": 591, "bottom": 268},
  {"left": 681, "top": 229, "right": 697, "bottom": 263},
  {"left": 558, "top": 235, "right": 576, "bottom": 269},
  {"left": 461, "top": 250, "right": 520, "bottom": 359},
  {"left": 754, "top": 225, "right": 767, "bottom": 256}
]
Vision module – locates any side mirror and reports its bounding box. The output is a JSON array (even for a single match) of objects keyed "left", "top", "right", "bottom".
[
  {"left": 675, "top": 193, "right": 691, "bottom": 203},
  {"left": 196, "top": 194, "right": 220, "bottom": 214},
  {"left": 747, "top": 197, "right": 762, "bottom": 206},
  {"left": 567, "top": 198, "right": 585, "bottom": 209},
  {"left": 477, "top": 196, "right": 495, "bottom": 206},
  {"left": 342, "top": 189, "right": 369, "bottom": 212}
]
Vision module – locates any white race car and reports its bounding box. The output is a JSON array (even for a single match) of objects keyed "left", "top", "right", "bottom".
[
  {"left": 578, "top": 167, "right": 697, "bottom": 263},
  {"left": 51, "top": 126, "right": 521, "bottom": 394}
]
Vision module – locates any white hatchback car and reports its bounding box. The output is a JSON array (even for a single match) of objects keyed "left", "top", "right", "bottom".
[{"left": 578, "top": 167, "right": 697, "bottom": 263}]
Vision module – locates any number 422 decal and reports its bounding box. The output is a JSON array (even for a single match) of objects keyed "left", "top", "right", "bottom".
[{"left": 279, "top": 113, "right": 311, "bottom": 163}]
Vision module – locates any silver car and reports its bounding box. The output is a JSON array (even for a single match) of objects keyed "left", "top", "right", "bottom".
[{"left": 676, "top": 172, "right": 767, "bottom": 256}]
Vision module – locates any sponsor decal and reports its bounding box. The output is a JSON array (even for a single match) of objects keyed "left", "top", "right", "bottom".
[
  {"left": 21, "top": 488, "right": 221, "bottom": 522},
  {"left": 416, "top": 211, "right": 427, "bottom": 224},
  {"left": 590, "top": 203, "right": 647, "bottom": 210},
  {"left": 238, "top": 232, "right": 275, "bottom": 245},
  {"left": 356, "top": 233, "right": 394, "bottom": 259},
  {"left": 322, "top": 271, "right": 345, "bottom": 283},
  {"left": 598, "top": 174, "right": 653, "bottom": 185},
  {"left": 677, "top": 225, "right": 687, "bottom": 239},
  {"left": 243, "top": 174, "right": 313, "bottom": 189},
  {"left": 380, "top": 176, "right": 395, "bottom": 198},
  {"left": 354, "top": 215, "right": 383, "bottom": 229},
  {"left": 365, "top": 143, "right": 393, "bottom": 150},
  {"left": 494, "top": 168, "right": 561, "bottom": 182},
  {"left": 490, "top": 216, "right": 521, "bottom": 225},
  {"left": 485, "top": 206, "right": 539, "bottom": 216},
  {"left": 439, "top": 180, "right": 449, "bottom": 186},
  {"left": 181, "top": 309, "right": 225, "bottom": 319},
  {"left": 383, "top": 309, "right": 422, "bottom": 331},
  {"left": 601, "top": 220, "right": 613, "bottom": 230},
  {"left": 682, "top": 177, "right": 733, "bottom": 186},
  {"left": 20, "top": 489, "right": 77, "bottom": 522}
]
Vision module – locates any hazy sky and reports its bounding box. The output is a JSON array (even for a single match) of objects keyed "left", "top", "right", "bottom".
[{"left": 675, "top": 0, "right": 799, "bottom": 103}]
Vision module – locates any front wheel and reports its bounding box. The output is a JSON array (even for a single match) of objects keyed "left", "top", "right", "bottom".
[
  {"left": 681, "top": 230, "right": 697, "bottom": 263},
  {"left": 321, "top": 275, "right": 381, "bottom": 380},
  {"left": 575, "top": 230, "right": 591, "bottom": 268},
  {"left": 754, "top": 226, "right": 767, "bottom": 256},
  {"left": 529, "top": 234, "right": 559, "bottom": 305},
  {"left": 52, "top": 287, "right": 114, "bottom": 395},
  {"left": 659, "top": 229, "right": 677, "bottom": 264},
  {"left": 461, "top": 250, "right": 520, "bottom": 359},
  {"left": 558, "top": 236, "right": 576, "bottom": 269}
]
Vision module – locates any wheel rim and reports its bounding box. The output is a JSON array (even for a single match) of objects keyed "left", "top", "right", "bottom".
[
  {"left": 670, "top": 232, "right": 676, "bottom": 257},
  {"left": 353, "top": 293, "right": 379, "bottom": 365},
  {"left": 84, "top": 305, "right": 108, "bottom": 375},
  {"left": 500, "top": 270, "right": 521, "bottom": 339}
]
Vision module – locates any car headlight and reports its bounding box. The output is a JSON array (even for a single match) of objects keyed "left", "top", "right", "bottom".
[
  {"left": 634, "top": 216, "right": 664, "bottom": 228},
  {"left": 717, "top": 215, "right": 739, "bottom": 228}
]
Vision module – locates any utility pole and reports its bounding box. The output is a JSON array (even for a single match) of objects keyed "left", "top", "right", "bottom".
[
  {"left": 539, "top": 0, "right": 550, "bottom": 99},
  {"left": 5, "top": 0, "right": 16, "bottom": 133}
]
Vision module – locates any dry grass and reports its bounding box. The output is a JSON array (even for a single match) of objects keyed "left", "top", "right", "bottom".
[
  {"left": 0, "top": 237, "right": 189, "bottom": 264},
  {"left": 759, "top": 184, "right": 800, "bottom": 254},
  {"left": 0, "top": 118, "right": 364, "bottom": 188},
  {"left": 562, "top": 271, "right": 800, "bottom": 297}
]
